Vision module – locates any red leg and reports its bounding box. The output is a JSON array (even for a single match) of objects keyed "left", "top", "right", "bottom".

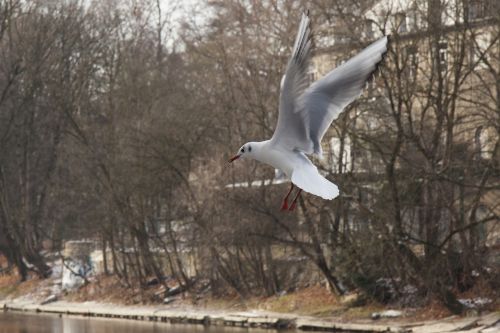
[
  {"left": 289, "top": 189, "right": 302, "bottom": 211},
  {"left": 281, "top": 183, "right": 294, "bottom": 211}
]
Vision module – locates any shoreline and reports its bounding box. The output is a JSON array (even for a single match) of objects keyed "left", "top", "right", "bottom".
[
  {"left": 0, "top": 300, "right": 400, "bottom": 332},
  {"left": 1, "top": 300, "right": 499, "bottom": 333}
]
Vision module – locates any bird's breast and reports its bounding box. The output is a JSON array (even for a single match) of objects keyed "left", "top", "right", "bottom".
[{"left": 257, "top": 147, "right": 298, "bottom": 179}]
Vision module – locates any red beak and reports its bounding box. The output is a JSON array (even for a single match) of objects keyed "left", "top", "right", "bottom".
[{"left": 228, "top": 154, "right": 241, "bottom": 163}]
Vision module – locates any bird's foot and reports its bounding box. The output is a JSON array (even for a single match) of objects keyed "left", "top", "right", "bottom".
[
  {"left": 289, "top": 189, "right": 302, "bottom": 211},
  {"left": 280, "top": 183, "right": 294, "bottom": 211}
]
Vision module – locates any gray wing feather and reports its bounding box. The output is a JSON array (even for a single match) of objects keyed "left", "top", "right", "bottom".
[
  {"left": 271, "top": 13, "right": 389, "bottom": 156},
  {"left": 271, "top": 12, "right": 314, "bottom": 153},
  {"left": 302, "top": 36, "right": 389, "bottom": 156}
]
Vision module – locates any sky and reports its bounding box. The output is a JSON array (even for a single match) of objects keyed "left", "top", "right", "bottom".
[{"left": 159, "top": 0, "right": 210, "bottom": 48}]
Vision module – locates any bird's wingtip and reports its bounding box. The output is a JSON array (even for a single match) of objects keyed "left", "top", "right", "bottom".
[{"left": 325, "top": 185, "right": 340, "bottom": 200}]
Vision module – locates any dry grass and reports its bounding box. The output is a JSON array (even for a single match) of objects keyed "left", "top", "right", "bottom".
[
  {"left": 191, "top": 284, "right": 344, "bottom": 316},
  {"left": 257, "top": 285, "right": 341, "bottom": 316},
  {"left": 65, "top": 275, "right": 149, "bottom": 304},
  {"left": 408, "top": 300, "right": 455, "bottom": 321},
  {"left": 0, "top": 273, "right": 41, "bottom": 300},
  {"left": 0, "top": 274, "right": 19, "bottom": 298}
]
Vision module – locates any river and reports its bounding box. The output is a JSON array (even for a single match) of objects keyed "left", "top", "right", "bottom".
[{"left": 0, "top": 311, "right": 287, "bottom": 333}]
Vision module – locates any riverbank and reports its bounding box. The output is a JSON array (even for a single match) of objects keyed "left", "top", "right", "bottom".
[
  {"left": 1, "top": 272, "right": 499, "bottom": 332},
  {"left": 1, "top": 299, "right": 499, "bottom": 333}
]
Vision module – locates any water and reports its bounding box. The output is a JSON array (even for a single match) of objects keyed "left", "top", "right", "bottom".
[{"left": 0, "top": 311, "right": 285, "bottom": 333}]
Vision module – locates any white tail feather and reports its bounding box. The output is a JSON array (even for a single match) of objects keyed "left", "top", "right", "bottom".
[{"left": 291, "top": 164, "right": 339, "bottom": 200}]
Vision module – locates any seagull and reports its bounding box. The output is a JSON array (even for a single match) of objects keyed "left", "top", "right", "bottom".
[{"left": 229, "top": 11, "right": 389, "bottom": 211}]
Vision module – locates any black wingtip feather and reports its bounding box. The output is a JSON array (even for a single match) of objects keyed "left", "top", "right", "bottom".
[{"left": 293, "top": 11, "right": 313, "bottom": 66}]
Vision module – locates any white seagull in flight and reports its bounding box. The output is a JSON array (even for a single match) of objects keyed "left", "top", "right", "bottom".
[{"left": 229, "top": 12, "right": 389, "bottom": 211}]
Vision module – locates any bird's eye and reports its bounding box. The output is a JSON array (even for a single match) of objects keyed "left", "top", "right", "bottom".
[
  {"left": 241, "top": 148, "right": 245, "bottom": 153},
  {"left": 248, "top": 146, "right": 252, "bottom": 152}
]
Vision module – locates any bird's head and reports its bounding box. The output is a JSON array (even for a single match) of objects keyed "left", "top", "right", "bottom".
[{"left": 228, "top": 142, "right": 257, "bottom": 163}]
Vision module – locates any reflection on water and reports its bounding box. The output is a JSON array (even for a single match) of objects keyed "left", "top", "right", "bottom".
[{"left": 0, "top": 311, "right": 288, "bottom": 333}]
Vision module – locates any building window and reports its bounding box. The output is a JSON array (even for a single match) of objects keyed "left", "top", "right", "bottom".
[
  {"left": 404, "top": 46, "right": 419, "bottom": 80},
  {"left": 365, "top": 20, "right": 374, "bottom": 39},
  {"left": 474, "top": 126, "right": 484, "bottom": 160},
  {"left": 329, "top": 137, "right": 352, "bottom": 173},
  {"left": 392, "top": 12, "right": 407, "bottom": 34},
  {"left": 397, "top": 13, "right": 407, "bottom": 33},
  {"left": 406, "top": 9, "right": 419, "bottom": 32},
  {"left": 474, "top": 126, "right": 492, "bottom": 160},
  {"left": 335, "top": 58, "right": 345, "bottom": 68},
  {"left": 437, "top": 42, "right": 448, "bottom": 73},
  {"left": 467, "top": 0, "right": 493, "bottom": 20},
  {"left": 366, "top": 79, "right": 376, "bottom": 97},
  {"left": 469, "top": 34, "right": 491, "bottom": 69}
]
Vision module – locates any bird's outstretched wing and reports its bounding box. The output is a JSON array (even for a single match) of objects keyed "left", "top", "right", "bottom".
[
  {"left": 271, "top": 11, "right": 314, "bottom": 153},
  {"left": 302, "top": 36, "right": 389, "bottom": 156},
  {"left": 271, "top": 12, "right": 389, "bottom": 157}
]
